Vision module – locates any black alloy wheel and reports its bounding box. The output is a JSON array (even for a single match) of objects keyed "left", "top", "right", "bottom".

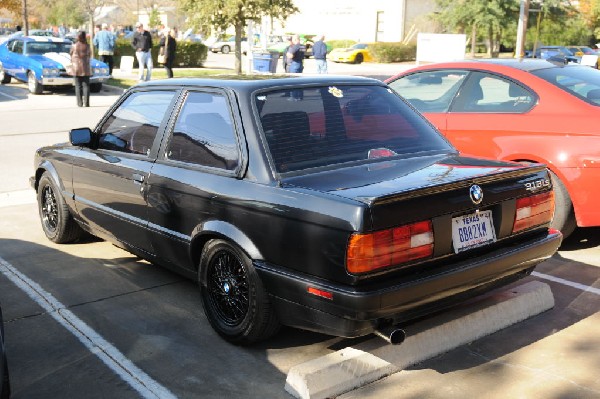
[
  {"left": 40, "top": 183, "right": 59, "bottom": 235},
  {"left": 207, "top": 248, "right": 249, "bottom": 326},
  {"left": 199, "top": 240, "right": 279, "bottom": 344},
  {"left": 37, "top": 172, "right": 83, "bottom": 243}
]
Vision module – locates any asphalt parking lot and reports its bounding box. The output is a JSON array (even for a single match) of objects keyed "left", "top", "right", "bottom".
[{"left": 0, "top": 58, "right": 599, "bottom": 398}]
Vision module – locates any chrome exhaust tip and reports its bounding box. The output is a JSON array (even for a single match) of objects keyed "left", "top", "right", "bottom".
[{"left": 374, "top": 326, "right": 406, "bottom": 345}]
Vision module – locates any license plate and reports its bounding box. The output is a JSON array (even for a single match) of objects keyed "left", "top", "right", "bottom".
[{"left": 452, "top": 210, "right": 496, "bottom": 253}]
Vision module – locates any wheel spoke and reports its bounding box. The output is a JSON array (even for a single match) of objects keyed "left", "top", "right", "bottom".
[
  {"left": 207, "top": 249, "right": 250, "bottom": 325},
  {"left": 41, "top": 185, "right": 59, "bottom": 231}
]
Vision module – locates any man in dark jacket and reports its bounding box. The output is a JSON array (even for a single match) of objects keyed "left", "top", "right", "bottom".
[
  {"left": 286, "top": 34, "right": 305, "bottom": 73},
  {"left": 132, "top": 22, "right": 153, "bottom": 81},
  {"left": 312, "top": 34, "right": 328, "bottom": 74}
]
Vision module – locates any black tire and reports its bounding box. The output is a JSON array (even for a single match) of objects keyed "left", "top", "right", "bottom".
[
  {"left": 0, "top": 65, "right": 10, "bottom": 84},
  {"left": 222, "top": 45, "right": 230, "bottom": 54},
  {"left": 37, "top": 172, "right": 83, "bottom": 243},
  {"left": 199, "top": 239, "right": 280, "bottom": 345},
  {"left": 354, "top": 53, "right": 364, "bottom": 64},
  {"left": 90, "top": 83, "right": 102, "bottom": 93},
  {"left": 28, "top": 71, "right": 43, "bottom": 94},
  {"left": 550, "top": 171, "right": 576, "bottom": 238}
]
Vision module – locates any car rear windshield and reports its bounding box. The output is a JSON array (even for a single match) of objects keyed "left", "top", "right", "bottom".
[
  {"left": 530, "top": 66, "right": 600, "bottom": 106},
  {"left": 255, "top": 84, "right": 452, "bottom": 173}
]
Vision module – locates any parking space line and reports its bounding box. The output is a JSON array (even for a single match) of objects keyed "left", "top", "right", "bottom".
[
  {"left": 533, "top": 271, "right": 600, "bottom": 296},
  {"left": 0, "top": 256, "right": 177, "bottom": 399},
  {"left": 0, "top": 91, "right": 19, "bottom": 100}
]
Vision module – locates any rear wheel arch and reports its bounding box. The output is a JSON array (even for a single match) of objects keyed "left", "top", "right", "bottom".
[{"left": 190, "top": 221, "right": 262, "bottom": 272}]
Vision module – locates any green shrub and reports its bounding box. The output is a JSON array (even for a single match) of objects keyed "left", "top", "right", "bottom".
[
  {"left": 368, "top": 42, "right": 416, "bottom": 63},
  {"left": 173, "top": 41, "right": 208, "bottom": 67},
  {"left": 113, "top": 38, "right": 208, "bottom": 68},
  {"left": 327, "top": 40, "right": 356, "bottom": 50}
]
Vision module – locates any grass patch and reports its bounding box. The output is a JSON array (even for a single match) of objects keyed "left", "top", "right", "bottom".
[{"left": 107, "top": 68, "right": 231, "bottom": 89}]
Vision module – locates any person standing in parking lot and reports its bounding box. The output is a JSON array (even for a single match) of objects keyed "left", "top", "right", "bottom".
[
  {"left": 286, "top": 34, "right": 305, "bottom": 73},
  {"left": 132, "top": 22, "right": 153, "bottom": 82},
  {"left": 312, "top": 34, "right": 328, "bottom": 74},
  {"left": 159, "top": 27, "right": 177, "bottom": 78},
  {"left": 93, "top": 23, "right": 115, "bottom": 76},
  {"left": 70, "top": 31, "right": 92, "bottom": 107},
  {"left": 282, "top": 36, "right": 293, "bottom": 72}
]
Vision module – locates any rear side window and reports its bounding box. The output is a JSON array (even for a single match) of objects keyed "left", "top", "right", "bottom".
[
  {"left": 531, "top": 65, "right": 600, "bottom": 106},
  {"left": 166, "top": 91, "right": 239, "bottom": 170},
  {"left": 255, "top": 85, "right": 452, "bottom": 173},
  {"left": 97, "top": 90, "right": 175, "bottom": 155}
]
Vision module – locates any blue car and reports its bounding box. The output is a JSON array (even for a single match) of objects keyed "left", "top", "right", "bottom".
[{"left": 0, "top": 36, "right": 109, "bottom": 94}]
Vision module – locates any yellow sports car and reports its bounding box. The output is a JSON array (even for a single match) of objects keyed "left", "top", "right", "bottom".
[{"left": 329, "top": 43, "right": 373, "bottom": 64}]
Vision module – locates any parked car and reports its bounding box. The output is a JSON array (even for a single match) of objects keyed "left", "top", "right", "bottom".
[
  {"left": 31, "top": 75, "right": 561, "bottom": 344},
  {"left": 329, "top": 43, "right": 373, "bottom": 64},
  {"left": 566, "top": 46, "right": 599, "bottom": 56},
  {"left": 386, "top": 59, "right": 600, "bottom": 237},
  {"left": 566, "top": 46, "right": 599, "bottom": 68},
  {"left": 266, "top": 35, "right": 289, "bottom": 55},
  {"left": 208, "top": 36, "right": 250, "bottom": 54},
  {"left": 0, "top": 304, "right": 9, "bottom": 399},
  {"left": 0, "top": 36, "right": 109, "bottom": 94},
  {"left": 5, "top": 29, "right": 58, "bottom": 41},
  {"left": 530, "top": 45, "right": 581, "bottom": 64}
]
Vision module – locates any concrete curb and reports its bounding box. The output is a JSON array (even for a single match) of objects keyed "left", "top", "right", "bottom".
[
  {"left": 284, "top": 347, "right": 398, "bottom": 399},
  {"left": 284, "top": 281, "right": 554, "bottom": 399}
]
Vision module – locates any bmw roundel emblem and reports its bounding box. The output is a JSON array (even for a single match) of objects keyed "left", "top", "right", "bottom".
[{"left": 469, "top": 185, "right": 483, "bottom": 205}]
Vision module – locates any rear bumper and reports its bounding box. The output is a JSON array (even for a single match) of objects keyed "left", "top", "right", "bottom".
[{"left": 256, "top": 230, "right": 562, "bottom": 338}]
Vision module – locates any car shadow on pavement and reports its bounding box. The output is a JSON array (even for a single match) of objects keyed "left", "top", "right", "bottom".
[
  {"left": 0, "top": 237, "right": 342, "bottom": 398},
  {"left": 559, "top": 227, "right": 600, "bottom": 251}
]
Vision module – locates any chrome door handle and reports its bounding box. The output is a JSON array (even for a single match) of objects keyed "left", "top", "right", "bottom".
[{"left": 133, "top": 173, "right": 145, "bottom": 184}]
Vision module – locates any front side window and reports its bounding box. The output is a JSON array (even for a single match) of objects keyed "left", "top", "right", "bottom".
[
  {"left": 11, "top": 40, "right": 23, "bottom": 54},
  {"left": 450, "top": 71, "right": 535, "bottom": 113},
  {"left": 388, "top": 70, "right": 468, "bottom": 113},
  {"left": 166, "top": 91, "right": 239, "bottom": 170},
  {"left": 97, "top": 90, "right": 175, "bottom": 155},
  {"left": 255, "top": 84, "right": 452, "bottom": 173}
]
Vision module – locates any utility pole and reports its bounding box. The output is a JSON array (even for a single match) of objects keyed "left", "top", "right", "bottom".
[
  {"left": 515, "top": 0, "right": 530, "bottom": 58},
  {"left": 21, "top": 0, "right": 29, "bottom": 35}
]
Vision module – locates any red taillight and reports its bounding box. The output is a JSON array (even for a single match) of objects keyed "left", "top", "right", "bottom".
[
  {"left": 346, "top": 220, "right": 434, "bottom": 274},
  {"left": 513, "top": 191, "right": 555, "bottom": 233}
]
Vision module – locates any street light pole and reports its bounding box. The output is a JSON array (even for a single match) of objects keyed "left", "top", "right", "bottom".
[{"left": 515, "top": 0, "right": 530, "bottom": 58}]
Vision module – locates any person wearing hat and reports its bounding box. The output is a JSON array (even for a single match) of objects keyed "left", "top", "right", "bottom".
[
  {"left": 93, "top": 23, "right": 115, "bottom": 75},
  {"left": 132, "top": 22, "right": 153, "bottom": 82}
]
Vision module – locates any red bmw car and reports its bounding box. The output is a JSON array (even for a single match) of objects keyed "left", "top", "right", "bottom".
[{"left": 386, "top": 59, "right": 600, "bottom": 237}]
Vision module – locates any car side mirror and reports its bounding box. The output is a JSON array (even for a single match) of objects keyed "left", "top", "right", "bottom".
[{"left": 70, "top": 127, "right": 92, "bottom": 146}]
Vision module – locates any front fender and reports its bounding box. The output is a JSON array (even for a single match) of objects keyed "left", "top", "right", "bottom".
[{"left": 34, "top": 160, "right": 64, "bottom": 192}]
